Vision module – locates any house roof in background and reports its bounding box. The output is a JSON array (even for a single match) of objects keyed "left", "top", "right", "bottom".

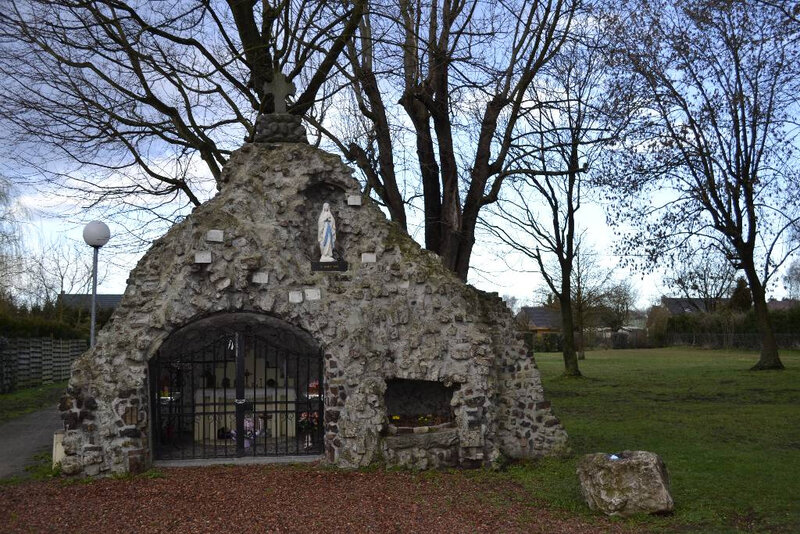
[
  {"left": 767, "top": 298, "right": 800, "bottom": 311},
  {"left": 661, "top": 297, "right": 728, "bottom": 315},
  {"left": 517, "top": 306, "right": 562, "bottom": 330},
  {"left": 57, "top": 293, "right": 123, "bottom": 311},
  {"left": 663, "top": 297, "right": 798, "bottom": 314}
]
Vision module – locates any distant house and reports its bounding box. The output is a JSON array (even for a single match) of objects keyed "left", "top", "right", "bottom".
[
  {"left": 661, "top": 297, "right": 729, "bottom": 315},
  {"left": 624, "top": 309, "right": 648, "bottom": 330},
  {"left": 767, "top": 298, "right": 799, "bottom": 311},
  {"left": 662, "top": 296, "right": 798, "bottom": 315},
  {"left": 516, "top": 306, "right": 562, "bottom": 335},
  {"left": 57, "top": 293, "right": 124, "bottom": 312}
]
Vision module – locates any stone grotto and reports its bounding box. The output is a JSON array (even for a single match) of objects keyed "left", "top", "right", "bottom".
[{"left": 58, "top": 108, "right": 567, "bottom": 477}]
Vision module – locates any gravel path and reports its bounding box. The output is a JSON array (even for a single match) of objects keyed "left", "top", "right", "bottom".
[{"left": 0, "top": 464, "right": 630, "bottom": 533}]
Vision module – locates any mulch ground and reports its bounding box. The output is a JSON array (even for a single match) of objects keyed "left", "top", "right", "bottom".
[{"left": 0, "top": 464, "right": 630, "bottom": 533}]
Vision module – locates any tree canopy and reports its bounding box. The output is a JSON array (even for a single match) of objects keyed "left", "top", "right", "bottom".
[
  {"left": 604, "top": 0, "right": 800, "bottom": 369},
  {"left": 0, "top": 0, "right": 365, "bottom": 244}
]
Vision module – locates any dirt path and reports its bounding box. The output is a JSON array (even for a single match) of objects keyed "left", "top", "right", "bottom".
[{"left": 0, "top": 464, "right": 631, "bottom": 533}]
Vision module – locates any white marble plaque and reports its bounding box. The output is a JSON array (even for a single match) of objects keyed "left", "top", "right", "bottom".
[
  {"left": 206, "top": 229, "right": 224, "bottom": 242},
  {"left": 252, "top": 271, "right": 269, "bottom": 284},
  {"left": 304, "top": 288, "right": 321, "bottom": 301},
  {"left": 347, "top": 195, "right": 362, "bottom": 206},
  {"left": 194, "top": 251, "right": 212, "bottom": 264},
  {"left": 288, "top": 290, "right": 304, "bottom": 304},
  {"left": 361, "top": 252, "right": 377, "bottom": 263}
]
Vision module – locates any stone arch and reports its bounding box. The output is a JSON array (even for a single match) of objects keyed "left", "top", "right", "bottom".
[
  {"left": 148, "top": 311, "right": 324, "bottom": 461},
  {"left": 154, "top": 311, "right": 321, "bottom": 357}
]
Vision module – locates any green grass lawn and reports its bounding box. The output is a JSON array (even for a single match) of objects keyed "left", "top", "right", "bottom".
[
  {"left": 508, "top": 347, "right": 800, "bottom": 533},
  {"left": 0, "top": 381, "right": 67, "bottom": 425}
]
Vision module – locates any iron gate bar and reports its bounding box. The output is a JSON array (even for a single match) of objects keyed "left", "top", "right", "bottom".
[
  {"left": 235, "top": 332, "right": 245, "bottom": 457},
  {"left": 150, "top": 325, "right": 324, "bottom": 461}
]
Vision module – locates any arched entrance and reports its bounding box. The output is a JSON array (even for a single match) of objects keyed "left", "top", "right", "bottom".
[{"left": 149, "top": 314, "right": 323, "bottom": 460}]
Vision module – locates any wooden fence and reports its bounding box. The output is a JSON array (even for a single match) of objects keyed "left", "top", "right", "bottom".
[
  {"left": 667, "top": 332, "right": 800, "bottom": 350},
  {"left": 0, "top": 337, "right": 88, "bottom": 393}
]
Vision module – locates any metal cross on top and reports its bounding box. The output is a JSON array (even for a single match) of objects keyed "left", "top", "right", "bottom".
[{"left": 263, "top": 71, "right": 296, "bottom": 114}]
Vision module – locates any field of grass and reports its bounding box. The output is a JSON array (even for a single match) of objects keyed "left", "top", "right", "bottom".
[
  {"left": 0, "top": 381, "right": 67, "bottom": 425},
  {"left": 509, "top": 347, "right": 800, "bottom": 533}
]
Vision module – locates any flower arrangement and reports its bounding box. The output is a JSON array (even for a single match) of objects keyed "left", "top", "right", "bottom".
[
  {"left": 229, "top": 414, "right": 260, "bottom": 448},
  {"left": 298, "top": 411, "right": 319, "bottom": 434},
  {"left": 388, "top": 413, "right": 449, "bottom": 427}
]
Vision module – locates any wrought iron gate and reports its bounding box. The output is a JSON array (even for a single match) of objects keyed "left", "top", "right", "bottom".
[{"left": 150, "top": 331, "right": 323, "bottom": 460}]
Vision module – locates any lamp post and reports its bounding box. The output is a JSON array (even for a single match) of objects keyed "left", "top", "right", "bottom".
[{"left": 83, "top": 221, "right": 110, "bottom": 347}]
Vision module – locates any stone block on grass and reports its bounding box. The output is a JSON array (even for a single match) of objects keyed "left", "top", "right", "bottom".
[{"left": 577, "top": 450, "right": 674, "bottom": 517}]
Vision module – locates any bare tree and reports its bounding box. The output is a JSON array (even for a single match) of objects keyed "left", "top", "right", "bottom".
[
  {"left": 599, "top": 279, "right": 637, "bottom": 332},
  {"left": 16, "top": 238, "right": 101, "bottom": 317},
  {"left": 756, "top": 1, "right": 800, "bottom": 26},
  {"left": 0, "top": 176, "right": 24, "bottom": 297},
  {"left": 665, "top": 245, "right": 736, "bottom": 312},
  {"left": 0, "top": 0, "right": 365, "bottom": 245},
  {"left": 324, "top": 0, "right": 579, "bottom": 281},
  {"left": 605, "top": 0, "right": 800, "bottom": 370},
  {"left": 480, "top": 7, "right": 625, "bottom": 375},
  {"left": 784, "top": 260, "right": 800, "bottom": 300},
  {"left": 570, "top": 240, "right": 613, "bottom": 358}
]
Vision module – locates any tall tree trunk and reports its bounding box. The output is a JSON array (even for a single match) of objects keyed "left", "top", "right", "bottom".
[
  {"left": 559, "top": 296, "right": 581, "bottom": 376},
  {"left": 560, "top": 271, "right": 581, "bottom": 376},
  {"left": 576, "top": 307, "right": 586, "bottom": 360},
  {"left": 399, "top": 92, "right": 442, "bottom": 250},
  {"left": 742, "top": 264, "right": 784, "bottom": 370}
]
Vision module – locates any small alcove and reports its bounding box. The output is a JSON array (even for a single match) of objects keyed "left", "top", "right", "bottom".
[
  {"left": 299, "top": 181, "right": 348, "bottom": 262},
  {"left": 384, "top": 378, "right": 458, "bottom": 430}
]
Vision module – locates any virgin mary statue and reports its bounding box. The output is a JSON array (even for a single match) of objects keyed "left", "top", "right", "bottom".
[{"left": 317, "top": 203, "right": 336, "bottom": 262}]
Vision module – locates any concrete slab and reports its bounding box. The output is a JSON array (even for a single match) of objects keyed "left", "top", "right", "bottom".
[{"left": 154, "top": 455, "right": 324, "bottom": 468}]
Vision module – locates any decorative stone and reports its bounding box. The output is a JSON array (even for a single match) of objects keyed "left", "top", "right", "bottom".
[
  {"left": 304, "top": 288, "right": 321, "bottom": 301},
  {"left": 361, "top": 252, "right": 377, "bottom": 263},
  {"left": 84, "top": 463, "right": 101, "bottom": 476},
  {"left": 215, "top": 278, "right": 231, "bottom": 291},
  {"left": 252, "top": 272, "right": 269, "bottom": 284},
  {"left": 61, "top": 432, "right": 81, "bottom": 455},
  {"left": 288, "top": 290, "right": 304, "bottom": 304},
  {"left": 127, "top": 449, "right": 147, "bottom": 475},
  {"left": 577, "top": 450, "right": 674, "bottom": 517},
  {"left": 194, "top": 251, "right": 212, "bottom": 264},
  {"left": 254, "top": 113, "right": 308, "bottom": 144},
  {"left": 347, "top": 195, "right": 362, "bottom": 206},
  {"left": 205, "top": 229, "right": 224, "bottom": 242},
  {"left": 60, "top": 455, "right": 82, "bottom": 476}
]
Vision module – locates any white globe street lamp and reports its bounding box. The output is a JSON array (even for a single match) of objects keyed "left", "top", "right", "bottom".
[{"left": 83, "top": 221, "right": 110, "bottom": 347}]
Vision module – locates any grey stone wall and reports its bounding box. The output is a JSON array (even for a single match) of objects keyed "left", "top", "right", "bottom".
[{"left": 59, "top": 142, "right": 567, "bottom": 476}]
